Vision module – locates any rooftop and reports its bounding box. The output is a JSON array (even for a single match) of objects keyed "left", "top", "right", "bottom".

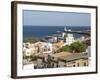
[{"left": 55, "top": 52, "right": 89, "bottom": 61}]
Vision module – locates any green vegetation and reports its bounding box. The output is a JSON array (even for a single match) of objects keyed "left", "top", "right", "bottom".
[
  {"left": 70, "top": 41, "right": 87, "bottom": 53},
  {"left": 30, "top": 55, "right": 37, "bottom": 61},
  {"left": 83, "top": 40, "right": 90, "bottom": 46},
  {"left": 57, "top": 45, "right": 71, "bottom": 53},
  {"left": 23, "top": 55, "right": 30, "bottom": 59},
  {"left": 57, "top": 41, "right": 87, "bottom": 53},
  {"left": 23, "top": 54, "right": 37, "bottom": 61}
]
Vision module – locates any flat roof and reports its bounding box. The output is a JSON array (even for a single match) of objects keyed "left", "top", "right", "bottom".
[{"left": 52, "top": 51, "right": 89, "bottom": 61}]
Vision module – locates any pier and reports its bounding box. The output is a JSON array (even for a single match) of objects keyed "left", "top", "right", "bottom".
[
  {"left": 64, "top": 30, "right": 90, "bottom": 36},
  {"left": 63, "top": 26, "right": 90, "bottom": 36}
]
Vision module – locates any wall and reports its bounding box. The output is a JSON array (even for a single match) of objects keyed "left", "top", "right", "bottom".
[{"left": 0, "top": 0, "right": 99, "bottom": 80}]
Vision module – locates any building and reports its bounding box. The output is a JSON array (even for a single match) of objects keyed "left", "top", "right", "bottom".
[
  {"left": 46, "top": 27, "right": 75, "bottom": 45},
  {"left": 64, "top": 33, "right": 74, "bottom": 45},
  {"left": 23, "top": 42, "right": 35, "bottom": 57},
  {"left": 62, "top": 28, "right": 75, "bottom": 45},
  {"left": 23, "top": 41, "right": 53, "bottom": 56},
  {"left": 55, "top": 53, "right": 89, "bottom": 67},
  {"left": 85, "top": 46, "right": 91, "bottom": 57},
  {"left": 35, "top": 51, "right": 89, "bottom": 69},
  {"left": 35, "top": 53, "right": 58, "bottom": 69}
]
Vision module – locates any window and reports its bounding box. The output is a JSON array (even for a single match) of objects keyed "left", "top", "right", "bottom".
[
  {"left": 52, "top": 63, "right": 54, "bottom": 67},
  {"left": 52, "top": 57, "right": 54, "bottom": 59},
  {"left": 44, "top": 64, "right": 46, "bottom": 67},
  {"left": 56, "top": 64, "right": 59, "bottom": 67},
  {"left": 83, "top": 62, "right": 87, "bottom": 66},
  {"left": 73, "top": 64, "right": 75, "bottom": 67},
  {"left": 64, "top": 65, "right": 66, "bottom": 67},
  {"left": 77, "top": 63, "right": 79, "bottom": 67}
]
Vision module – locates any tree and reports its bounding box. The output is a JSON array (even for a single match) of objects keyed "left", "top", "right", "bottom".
[
  {"left": 57, "top": 45, "right": 71, "bottom": 52},
  {"left": 30, "top": 54, "right": 37, "bottom": 61},
  {"left": 61, "top": 45, "right": 71, "bottom": 52},
  {"left": 70, "top": 41, "right": 87, "bottom": 53}
]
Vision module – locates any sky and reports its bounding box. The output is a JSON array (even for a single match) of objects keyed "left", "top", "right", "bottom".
[{"left": 23, "top": 10, "right": 91, "bottom": 27}]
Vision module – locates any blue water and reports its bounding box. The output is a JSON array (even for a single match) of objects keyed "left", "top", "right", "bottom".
[{"left": 23, "top": 26, "right": 90, "bottom": 39}]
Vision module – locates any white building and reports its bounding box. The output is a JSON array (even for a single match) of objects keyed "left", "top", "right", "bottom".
[
  {"left": 23, "top": 42, "right": 53, "bottom": 57},
  {"left": 23, "top": 42, "right": 35, "bottom": 57},
  {"left": 39, "top": 42, "right": 53, "bottom": 55},
  {"left": 86, "top": 46, "right": 91, "bottom": 57},
  {"left": 62, "top": 28, "right": 74, "bottom": 45},
  {"left": 65, "top": 33, "right": 74, "bottom": 45}
]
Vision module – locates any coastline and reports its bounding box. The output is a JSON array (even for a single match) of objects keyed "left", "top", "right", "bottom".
[{"left": 23, "top": 36, "right": 46, "bottom": 43}]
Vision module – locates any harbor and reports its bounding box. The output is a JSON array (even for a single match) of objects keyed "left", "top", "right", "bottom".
[{"left": 23, "top": 26, "right": 91, "bottom": 69}]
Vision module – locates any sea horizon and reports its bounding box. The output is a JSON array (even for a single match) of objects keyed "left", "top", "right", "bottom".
[
  {"left": 23, "top": 25, "right": 90, "bottom": 27},
  {"left": 23, "top": 26, "right": 90, "bottom": 40}
]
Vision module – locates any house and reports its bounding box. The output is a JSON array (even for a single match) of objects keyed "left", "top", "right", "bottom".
[
  {"left": 23, "top": 41, "right": 53, "bottom": 57},
  {"left": 34, "top": 42, "right": 53, "bottom": 55},
  {"left": 62, "top": 29, "right": 74, "bottom": 45},
  {"left": 35, "top": 51, "right": 89, "bottom": 69},
  {"left": 53, "top": 52, "right": 89, "bottom": 67},
  {"left": 85, "top": 46, "right": 91, "bottom": 57},
  {"left": 23, "top": 42, "right": 35, "bottom": 57}
]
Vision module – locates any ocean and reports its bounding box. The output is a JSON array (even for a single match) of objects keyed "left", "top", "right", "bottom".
[{"left": 23, "top": 26, "right": 90, "bottom": 39}]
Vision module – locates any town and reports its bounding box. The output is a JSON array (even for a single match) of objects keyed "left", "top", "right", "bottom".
[{"left": 23, "top": 27, "right": 91, "bottom": 70}]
